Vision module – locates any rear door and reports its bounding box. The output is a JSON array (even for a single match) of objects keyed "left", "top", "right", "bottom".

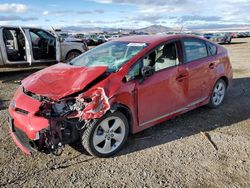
[
  {"left": 180, "top": 38, "right": 216, "bottom": 105},
  {"left": 0, "top": 27, "right": 32, "bottom": 65}
]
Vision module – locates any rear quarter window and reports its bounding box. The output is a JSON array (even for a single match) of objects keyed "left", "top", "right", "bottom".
[
  {"left": 183, "top": 39, "right": 208, "bottom": 62},
  {"left": 206, "top": 42, "right": 217, "bottom": 56}
]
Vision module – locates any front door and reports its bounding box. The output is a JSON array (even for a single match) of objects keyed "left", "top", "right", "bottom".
[
  {"left": 136, "top": 40, "right": 187, "bottom": 126},
  {"left": 27, "top": 28, "right": 57, "bottom": 62}
]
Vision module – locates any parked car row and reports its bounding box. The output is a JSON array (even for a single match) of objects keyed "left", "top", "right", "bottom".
[
  {"left": 203, "top": 31, "right": 250, "bottom": 44},
  {"left": 236, "top": 32, "right": 250, "bottom": 38},
  {"left": 203, "top": 33, "right": 232, "bottom": 44},
  {"left": 60, "top": 33, "right": 123, "bottom": 46}
]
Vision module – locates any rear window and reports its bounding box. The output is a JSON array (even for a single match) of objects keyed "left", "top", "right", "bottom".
[{"left": 184, "top": 40, "right": 208, "bottom": 62}]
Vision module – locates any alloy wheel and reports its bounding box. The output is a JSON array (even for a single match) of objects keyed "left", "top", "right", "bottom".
[
  {"left": 212, "top": 81, "right": 226, "bottom": 106},
  {"left": 92, "top": 116, "right": 126, "bottom": 154}
]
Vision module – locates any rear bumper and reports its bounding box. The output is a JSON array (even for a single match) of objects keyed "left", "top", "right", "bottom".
[{"left": 8, "top": 114, "right": 36, "bottom": 156}]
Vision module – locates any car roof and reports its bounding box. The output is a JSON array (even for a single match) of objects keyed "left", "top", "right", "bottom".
[{"left": 113, "top": 34, "right": 205, "bottom": 44}]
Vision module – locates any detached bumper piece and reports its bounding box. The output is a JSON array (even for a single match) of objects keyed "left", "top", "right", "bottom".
[{"left": 8, "top": 116, "right": 36, "bottom": 156}]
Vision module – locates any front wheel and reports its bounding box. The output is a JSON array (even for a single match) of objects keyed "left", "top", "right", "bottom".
[
  {"left": 66, "top": 51, "right": 81, "bottom": 61},
  {"left": 81, "top": 112, "right": 129, "bottom": 157},
  {"left": 207, "top": 79, "right": 227, "bottom": 108}
]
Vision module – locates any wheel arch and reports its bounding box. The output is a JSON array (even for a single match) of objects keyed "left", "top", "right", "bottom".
[
  {"left": 219, "top": 76, "right": 229, "bottom": 88},
  {"left": 66, "top": 49, "right": 82, "bottom": 60},
  {"left": 110, "top": 103, "right": 133, "bottom": 134}
]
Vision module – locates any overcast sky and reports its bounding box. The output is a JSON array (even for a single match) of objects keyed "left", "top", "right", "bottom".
[{"left": 0, "top": 0, "right": 250, "bottom": 30}]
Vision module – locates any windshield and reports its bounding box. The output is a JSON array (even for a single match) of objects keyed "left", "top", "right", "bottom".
[
  {"left": 69, "top": 41, "right": 147, "bottom": 72},
  {"left": 37, "top": 30, "right": 54, "bottom": 40}
]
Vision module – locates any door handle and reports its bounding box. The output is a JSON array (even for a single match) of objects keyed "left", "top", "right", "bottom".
[{"left": 209, "top": 63, "right": 215, "bottom": 69}]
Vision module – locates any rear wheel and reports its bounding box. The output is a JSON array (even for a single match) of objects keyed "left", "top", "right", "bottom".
[
  {"left": 81, "top": 112, "right": 129, "bottom": 157},
  {"left": 207, "top": 79, "right": 226, "bottom": 108}
]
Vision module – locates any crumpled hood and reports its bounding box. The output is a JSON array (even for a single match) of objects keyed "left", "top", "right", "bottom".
[{"left": 22, "top": 63, "right": 108, "bottom": 101}]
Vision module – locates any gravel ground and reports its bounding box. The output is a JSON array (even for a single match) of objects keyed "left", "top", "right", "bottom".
[{"left": 0, "top": 38, "right": 250, "bottom": 188}]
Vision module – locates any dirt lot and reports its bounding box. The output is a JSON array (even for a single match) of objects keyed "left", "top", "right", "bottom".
[{"left": 0, "top": 38, "right": 250, "bottom": 188}]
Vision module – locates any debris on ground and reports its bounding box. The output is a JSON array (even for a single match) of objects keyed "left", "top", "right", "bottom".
[{"left": 200, "top": 131, "right": 218, "bottom": 151}]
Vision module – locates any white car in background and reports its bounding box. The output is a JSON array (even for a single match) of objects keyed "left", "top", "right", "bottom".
[
  {"left": 0, "top": 26, "right": 87, "bottom": 67},
  {"left": 97, "top": 35, "right": 111, "bottom": 43},
  {"left": 110, "top": 35, "right": 120, "bottom": 40}
]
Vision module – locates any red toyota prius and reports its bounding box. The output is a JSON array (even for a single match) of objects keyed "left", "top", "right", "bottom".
[{"left": 8, "top": 35, "right": 233, "bottom": 157}]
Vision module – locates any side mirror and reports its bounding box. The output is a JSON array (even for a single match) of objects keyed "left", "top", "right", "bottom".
[{"left": 141, "top": 66, "right": 154, "bottom": 78}]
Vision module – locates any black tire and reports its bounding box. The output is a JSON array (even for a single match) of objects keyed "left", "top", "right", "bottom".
[
  {"left": 66, "top": 51, "right": 81, "bottom": 61},
  {"left": 90, "top": 40, "right": 95, "bottom": 46},
  {"left": 81, "top": 111, "right": 129, "bottom": 157},
  {"left": 207, "top": 79, "right": 227, "bottom": 108}
]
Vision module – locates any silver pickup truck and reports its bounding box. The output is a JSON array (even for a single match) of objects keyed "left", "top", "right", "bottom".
[{"left": 0, "top": 26, "right": 88, "bottom": 67}]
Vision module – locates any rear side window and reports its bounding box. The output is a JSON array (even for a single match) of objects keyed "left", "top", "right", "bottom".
[
  {"left": 206, "top": 42, "right": 217, "bottom": 56},
  {"left": 183, "top": 39, "right": 208, "bottom": 62}
]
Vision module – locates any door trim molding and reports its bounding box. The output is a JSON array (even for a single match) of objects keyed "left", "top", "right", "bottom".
[{"left": 139, "top": 97, "right": 208, "bottom": 127}]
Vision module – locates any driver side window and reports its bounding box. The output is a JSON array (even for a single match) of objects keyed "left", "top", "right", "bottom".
[
  {"left": 125, "top": 41, "right": 180, "bottom": 81},
  {"left": 142, "top": 41, "right": 179, "bottom": 72}
]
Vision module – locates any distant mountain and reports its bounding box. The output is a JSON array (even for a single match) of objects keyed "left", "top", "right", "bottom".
[
  {"left": 60, "top": 24, "right": 173, "bottom": 34},
  {"left": 60, "top": 24, "right": 250, "bottom": 34},
  {"left": 135, "top": 25, "right": 172, "bottom": 33}
]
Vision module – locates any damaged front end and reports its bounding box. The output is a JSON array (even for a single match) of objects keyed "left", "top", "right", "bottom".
[
  {"left": 37, "top": 87, "right": 110, "bottom": 155},
  {"left": 8, "top": 64, "right": 125, "bottom": 156},
  {"left": 11, "top": 86, "right": 111, "bottom": 156}
]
